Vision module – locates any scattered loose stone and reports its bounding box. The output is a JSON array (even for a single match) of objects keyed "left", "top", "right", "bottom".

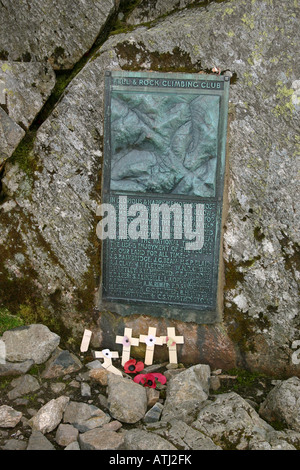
[
  {"left": 50, "top": 382, "right": 67, "bottom": 394},
  {"left": 107, "top": 374, "right": 147, "bottom": 424},
  {"left": 143, "top": 403, "right": 164, "bottom": 424},
  {"left": 2, "top": 325, "right": 60, "bottom": 365},
  {"left": 143, "top": 362, "right": 168, "bottom": 373},
  {"left": 8, "top": 374, "right": 40, "bottom": 400},
  {"left": 29, "top": 396, "right": 70, "bottom": 434},
  {"left": 42, "top": 349, "right": 83, "bottom": 379},
  {"left": 79, "top": 428, "right": 124, "bottom": 450},
  {"left": 2, "top": 439, "right": 27, "bottom": 450},
  {"left": 209, "top": 375, "right": 221, "bottom": 391},
  {"left": 69, "top": 380, "right": 81, "bottom": 389},
  {"left": 64, "top": 441, "right": 81, "bottom": 450},
  {"left": 102, "top": 420, "right": 122, "bottom": 432},
  {"left": 27, "top": 431, "right": 55, "bottom": 450},
  {"left": 89, "top": 367, "right": 109, "bottom": 386},
  {"left": 86, "top": 360, "right": 103, "bottom": 370},
  {"left": 98, "top": 394, "right": 108, "bottom": 410},
  {"left": 81, "top": 382, "right": 91, "bottom": 397},
  {"left": 146, "top": 387, "right": 160, "bottom": 407},
  {"left": 63, "top": 401, "right": 110, "bottom": 432},
  {"left": 0, "top": 405, "right": 22, "bottom": 428},
  {"left": 0, "top": 360, "right": 34, "bottom": 377},
  {"left": 55, "top": 423, "right": 79, "bottom": 447}
]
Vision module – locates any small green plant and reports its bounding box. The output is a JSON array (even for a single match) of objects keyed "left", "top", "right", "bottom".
[{"left": 0, "top": 307, "right": 24, "bottom": 335}]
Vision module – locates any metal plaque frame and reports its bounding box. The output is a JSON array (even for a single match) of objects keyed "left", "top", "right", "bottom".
[{"left": 99, "top": 70, "right": 230, "bottom": 324}]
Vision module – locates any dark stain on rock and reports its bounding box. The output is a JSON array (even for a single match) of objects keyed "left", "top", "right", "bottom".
[{"left": 115, "top": 41, "right": 205, "bottom": 73}]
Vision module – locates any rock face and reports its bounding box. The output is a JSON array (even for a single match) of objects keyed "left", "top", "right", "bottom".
[
  {"left": 0, "top": 61, "right": 55, "bottom": 164},
  {"left": 148, "top": 418, "right": 222, "bottom": 450},
  {"left": 0, "top": 0, "right": 299, "bottom": 377},
  {"left": 192, "top": 392, "right": 273, "bottom": 450},
  {"left": 127, "top": 0, "right": 196, "bottom": 25},
  {"left": 0, "top": 0, "right": 117, "bottom": 69}
]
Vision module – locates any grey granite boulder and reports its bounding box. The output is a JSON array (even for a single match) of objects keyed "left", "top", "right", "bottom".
[
  {"left": 79, "top": 428, "right": 124, "bottom": 450},
  {"left": 41, "top": 349, "right": 83, "bottom": 378},
  {"left": 63, "top": 401, "right": 110, "bottom": 432},
  {"left": 2, "top": 324, "right": 60, "bottom": 365},
  {"left": 259, "top": 377, "right": 300, "bottom": 432},
  {"left": 107, "top": 374, "right": 147, "bottom": 424},
  {"left": 161, "top": 364, "right": 210, "bottom": 423},
  {"left": 29, "top": 396, "right": 69, "bottom": 434},
  {"left": 55, "top": 423, "right": 79, "bottom": 447},
  {"left": 0, "top": 405, "right": 22, "bottom": 428}
]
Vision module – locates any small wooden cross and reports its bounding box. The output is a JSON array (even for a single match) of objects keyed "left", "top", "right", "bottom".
[
  {"left": 162, "top": 327, "right": 184, "bottom": 364},
  {"left": 80, "top": 329, "right": 92, "bottom": 353},
  {"left": 115, "top": 328, "right": 139, "bottom": 366},
  {"left": 139, "top": 327, "right": 164, "bottom": 365},
  {"left": 94, "top": 349, "right": 122, "bottom": 376}
]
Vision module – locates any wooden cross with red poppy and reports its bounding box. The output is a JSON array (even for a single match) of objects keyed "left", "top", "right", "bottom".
[
  {"left": 94, "top": 349, "right": 122, "bottom": 376},
  {"left": 162, "top": 327, "right": 184, "bottom": 364},
  {"left": 115, "top": 328, "right": 139, "bottom": 366},
  {"left": 139, "top": 327, "right": 164, "bottom": 365}
]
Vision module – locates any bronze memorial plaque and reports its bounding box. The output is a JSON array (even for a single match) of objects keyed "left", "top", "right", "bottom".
[{"left": 98, "top": 71, "right": 230, "bottom": 323}]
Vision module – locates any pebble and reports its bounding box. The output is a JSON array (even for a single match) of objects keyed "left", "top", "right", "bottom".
[{"left": 81, "top": 383, "right": 91, "bottom": 397}]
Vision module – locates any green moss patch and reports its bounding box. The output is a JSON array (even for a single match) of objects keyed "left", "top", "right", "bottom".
[{"left": 0, "top": 308, "right": 24, "bottom": 335}]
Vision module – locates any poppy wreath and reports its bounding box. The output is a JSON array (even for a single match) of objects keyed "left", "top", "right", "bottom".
[
  {"left": 133, "top": 372, "right": 167, "bottom": 389},
  {"left": 124, "top": 359, "right": 144, "bottom": 374}
]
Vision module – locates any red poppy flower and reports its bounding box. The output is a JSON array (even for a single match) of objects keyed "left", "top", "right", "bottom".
[
  {"left": 133, "top": 372, "right": 167, "bottom": 388},
  {"left": 124, "top": 359, "right": 144, "bottom": 374}
]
